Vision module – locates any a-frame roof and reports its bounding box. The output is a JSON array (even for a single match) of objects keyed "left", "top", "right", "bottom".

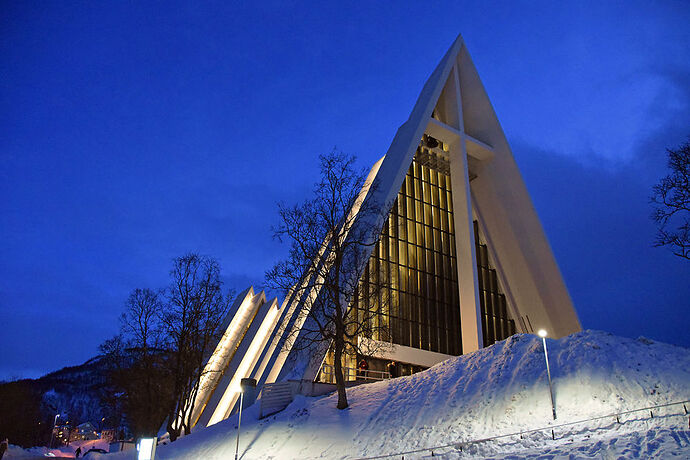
[{"left": 270, "top": 33, "right": 580, "bottom": 383}]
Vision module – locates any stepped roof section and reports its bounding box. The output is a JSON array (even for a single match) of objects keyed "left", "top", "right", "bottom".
[{"left": 184, "top": 34, "right": 582, "bottom": 432}]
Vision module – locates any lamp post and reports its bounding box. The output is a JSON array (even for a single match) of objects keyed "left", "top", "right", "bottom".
[
  {"left": 538, "top": 329, "right": 556, "bottom": 420},
  {"left": 235, "top": 378, "right": 257, "bottom": 460},
  {"left": 234, "top": 388, "right": 244, "bottom": 460},
  {"left": 49, "top": 414, "right": 59, "bottom": 448}
]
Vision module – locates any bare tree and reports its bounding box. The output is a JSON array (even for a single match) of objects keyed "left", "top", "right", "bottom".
[
  {"left": 266, "top": 151, "right": 389, "bottom": 410},
  {"left": 651, "top": 139, "right": 690, "bottom": 260},
  {"left": 99, "top": 289, "right": 170, "bottom": 437},
  {"left": 97, "top": 335, "right": 128, "bottom": 436},
  {"left": 162, "top": 253, "right": 232, "bottom": 440},
  {"left": 120, "top": 288, "right": 165, "bottom": 356},
  {"left": 99, "top": 255, "right": 232, "bottom": 441}
]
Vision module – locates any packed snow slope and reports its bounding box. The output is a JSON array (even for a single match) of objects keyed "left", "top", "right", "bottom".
[{"left": 121, "top": 330, "right": 690, "bottom": 459}]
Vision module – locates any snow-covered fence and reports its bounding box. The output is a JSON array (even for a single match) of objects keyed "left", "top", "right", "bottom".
[
  {"left": 355, "top": 399, "right": 690, "bottom": 459},
  {"left": 260, "top": 382, "right": 295, "bottom": 418},
  {"left": 319, "top": 363, "right": 391, "bottom": 383}
]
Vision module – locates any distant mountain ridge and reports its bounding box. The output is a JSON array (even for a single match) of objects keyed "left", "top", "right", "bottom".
[
  {"left": 37, "top": 355, "right": 110, "bottom": 425},
  {"left": 1, "top": 355, "right": 108, "bottom": 421}
]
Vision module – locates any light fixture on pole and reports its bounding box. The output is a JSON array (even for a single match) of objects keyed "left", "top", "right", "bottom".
[
  {"left": 49, "top": 414, "right": 59, "bottom": 448},
  {"left": 235, "top": 378, "right": 257, "bottom": 460},
  {"left": 538, "top": 329, "right": 556, "bottom": 420}
]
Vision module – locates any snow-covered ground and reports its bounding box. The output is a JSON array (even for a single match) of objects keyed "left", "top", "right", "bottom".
[
  {"left": 5, "top": 438, "right": 110, "bottom": 458},
  {"left": 110, "top": 331, "right": 690, "bottom": 458}
]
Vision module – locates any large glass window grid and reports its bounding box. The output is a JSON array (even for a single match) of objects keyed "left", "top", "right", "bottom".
[
  {"left": 474, "top": 221, "right": 516, "bottom": 346},
  {"left": 318, "top": 141, "right": 520, "bottom": 383},
  {"left": 354, "top": 146, "right": 462, "bottom": 356}
]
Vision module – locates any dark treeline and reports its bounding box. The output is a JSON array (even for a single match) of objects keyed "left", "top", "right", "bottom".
[
  {"left": 0, "top": 379, "right": 53, "bottom": 447},
  {"left": 0, "top": 253, "right": 233, "bottom": 446}
]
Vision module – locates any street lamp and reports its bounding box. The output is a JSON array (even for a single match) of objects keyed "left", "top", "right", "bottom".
[
  {"left": 538, "top": 329, "right": 556, "bottom": 420},
  {"left": 49, "top": 414, "right": 60, "bottom": 448},
  {"left": 235, "top": 378, "right": 257, "bottom": 460}
]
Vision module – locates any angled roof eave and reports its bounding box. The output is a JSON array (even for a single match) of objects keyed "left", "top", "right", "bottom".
[{"left": 356, "top": 34, "right": 466, "bottom": 241}]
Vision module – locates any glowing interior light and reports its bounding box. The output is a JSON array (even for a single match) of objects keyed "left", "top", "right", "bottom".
[{"left": 538, "top": 329, "right": 547, "bottom": 338}]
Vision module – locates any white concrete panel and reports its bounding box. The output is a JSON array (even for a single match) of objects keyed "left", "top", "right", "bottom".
[
  {"left": 449, "top": 136, "right": 484, "bottom": 354},
  {"left": 193, "top": 290, "right": 267, "bottom": 429},
  {"left": 207, "top": 298, "right": 284, "bottom": 425},
  {"left": 259, "top": 292, "right": 304, "bottom": 385},
  {"left": 359, "top": 337, "right": 453, "bottom": 368},
  {"left": 456, "top": 45, "right": 580, "bottom": 338},
  {"left": 250, "top": 296, "right": 292, "bottom": 384},
  {"left": 434, "top": 59, "right": 485, "bottom": 355},
  {"left": 189, "top": 287, "right": 265, "bottom": 428}
]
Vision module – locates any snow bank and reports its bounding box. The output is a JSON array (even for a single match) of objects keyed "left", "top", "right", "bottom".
[
  {"left": 5, "top": 439, "right": 110, "bottom": 458},
  {"left": 112, "top": 330, "right": 690, "bottom": 459}
]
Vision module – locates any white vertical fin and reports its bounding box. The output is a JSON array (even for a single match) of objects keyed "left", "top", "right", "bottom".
[{"left": 447, "top": 60, "right": 484, "bottom": 353}]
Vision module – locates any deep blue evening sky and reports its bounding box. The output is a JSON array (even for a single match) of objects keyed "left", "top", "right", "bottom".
[{"left": 1, "top": 1, "right": 689, "bottom": 380}]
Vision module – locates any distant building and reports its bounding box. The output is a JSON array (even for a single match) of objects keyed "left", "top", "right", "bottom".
[
  {"left": 53, "top": 424, "right": 69, "bottom": 445},
  {"left": 179, "top": 34, "right": 581, "bottom": 432},
  {"left": 53, "top": 423, "right": 76, "bottom": 444},
  {"left": 100, "top": 428, "right": 117, "bottom": 443},
  {"left": 74, "top": 422, "right": 99, "bottom": 441}
]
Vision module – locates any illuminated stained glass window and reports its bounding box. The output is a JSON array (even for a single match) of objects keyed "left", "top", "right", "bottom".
[
  {"left": 474, "top": 221, "right": 516, "bottom": 346},
  {"left": 355, "top": 138, "right": 516, "bottom": 355},
  {"left": 354, "top": 141, "right": 461, "bottom": 355},
  {"left": 319, "top": 138, "right": 516, "bottom": 383}
]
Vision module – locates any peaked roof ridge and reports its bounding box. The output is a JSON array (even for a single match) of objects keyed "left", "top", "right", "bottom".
[
  {"left": 353, "top": 34, "right": 466, "bottom": 244},
  {"left": 404, "top": 33, "right": 464, "bottom": 126}
]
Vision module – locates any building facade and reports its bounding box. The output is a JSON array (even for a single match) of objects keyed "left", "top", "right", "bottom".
[{"left": 185, "top": 34, "right": 581, "bottom": 431}]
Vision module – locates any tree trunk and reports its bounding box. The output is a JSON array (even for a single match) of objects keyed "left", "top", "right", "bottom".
[
  {"left": 167, "top": 392, "right": 183, "bottom": 441},
  {"left": 333, "top": 337, "right": 349, "bottom": 409},
  {"left": 167, "top": 419, "right": 179, "bottom": 442}
]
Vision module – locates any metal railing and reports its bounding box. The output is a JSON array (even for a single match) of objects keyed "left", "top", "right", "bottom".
[
  {"left": 320, "top": 364, "right": 391, "bottom": 383},
  {"left": 355, "top": 399, "right": 690, "bottom": 459}
]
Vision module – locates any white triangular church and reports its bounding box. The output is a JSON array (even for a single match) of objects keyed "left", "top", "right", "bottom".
[{"left": 187, "top": 34, "right": 581, "bottom": 430}]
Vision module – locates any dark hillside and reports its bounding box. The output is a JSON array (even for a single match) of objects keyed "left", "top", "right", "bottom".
[{"left": 0, "top": 355, "right": 120, "bottom": 447}]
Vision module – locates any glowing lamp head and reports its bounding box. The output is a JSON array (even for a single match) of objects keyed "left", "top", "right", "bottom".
[
  {"left": 537, "top": 329, "right": 547, "bottom": 338},
  {"left": 240, "top": 377, "right": 257, "bottom": 393}
]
